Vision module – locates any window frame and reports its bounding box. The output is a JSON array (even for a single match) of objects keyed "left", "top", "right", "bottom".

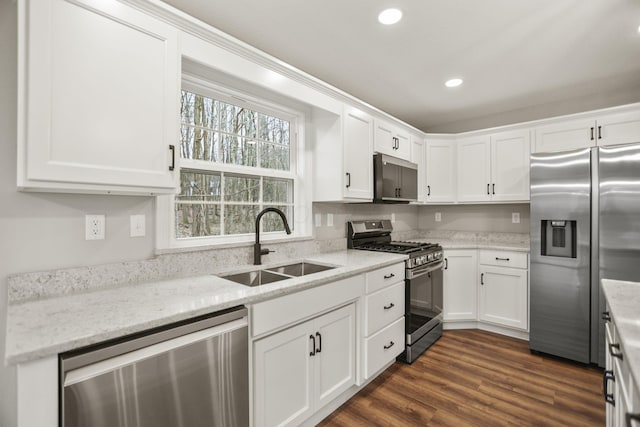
[{"left": 156, "top": 75, "right": 311, "bottom": 250}]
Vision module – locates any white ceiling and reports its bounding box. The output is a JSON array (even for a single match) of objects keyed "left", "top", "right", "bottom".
[{"left": 163, "top": 0, "right": 640, "bottom": 133}]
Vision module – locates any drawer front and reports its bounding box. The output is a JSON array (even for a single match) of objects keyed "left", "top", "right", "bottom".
[
  {"left": 365, "top": 282, "right": 405, "bottom": 336},
  {"left": 364, "top": 317, "right": 404, "bottom": 379},
  {"left": 251, "top": 274, "right": 364, "bottom": 337},
  {"left": 479, "top": 250, "right": 528, "bottom": 269},
  {"left": 366, "top": 263, "right": 405, "bottom": 294}
]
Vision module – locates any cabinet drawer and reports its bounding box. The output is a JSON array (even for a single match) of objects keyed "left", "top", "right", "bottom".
[
  {"left": 365, "top": 282, "right": 405, "bottom": 336},
  {"left": 364, "top": 317, "right": 404, "bottom": 379},
  {"left": 479, "top": 250, "right": 527, "bottom": 269},
  {"left": 366, "top": 263, "right": 404, "bottom": 294},
  {"left": 251, "top": 274, "right": 364, "bottom": 337}
]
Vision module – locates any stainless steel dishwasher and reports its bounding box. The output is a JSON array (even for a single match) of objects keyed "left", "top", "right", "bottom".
[{"left": 60, "top": 306, "right": 248, "bottom": 427}]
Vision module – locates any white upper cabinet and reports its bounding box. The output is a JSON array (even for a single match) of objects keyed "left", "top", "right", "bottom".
[
  {"left": 456, "top": 135, "right": 492, "bottom": 202},
  {"left": 533, "top": 109, "right": 640, "bottom": 153},
  {"left": 424, "top": 138, "right": 456, "bottom": 203},
  {"left": 374, "top": 119, "right": 411, "bottom": 161},
  {"left": 312, "top": 106, "right": 373, "bottom": 202},
  {"left": 457, "top": 130, "right": 530, "bottom": 202},
  {"left": 18, "top": 0, "right": 180, "bottom": 194},
  {"left": 343, "top": 108, "right": 374, "bottom": 200},
  {"left": 491, "top": 130, "right": 531, "bottom": 201},
  {"left": 596, "top": 110, "right": 640, "bottom": 147}
]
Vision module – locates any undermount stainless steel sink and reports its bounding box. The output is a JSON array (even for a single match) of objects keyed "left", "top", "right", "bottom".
[
  {"left": 221, "top": 261, "right": 335, "bottom": 287},
  {"left": 266, "top": 262, "right": 335, "bottom": 277},
  {"left": 221, "top": 270, "right": 290, "bottom": 287}
]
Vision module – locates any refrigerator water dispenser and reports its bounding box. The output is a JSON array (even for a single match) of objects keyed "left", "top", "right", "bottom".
[{"left": 541, "top": 220, "right": 576, "bottom": 258}]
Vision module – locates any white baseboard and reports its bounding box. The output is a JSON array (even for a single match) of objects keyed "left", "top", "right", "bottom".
[{"left": 444, "top": 321, "right": 529, "bottom": 341}]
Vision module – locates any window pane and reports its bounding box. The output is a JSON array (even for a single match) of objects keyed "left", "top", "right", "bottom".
[
  {"left": 225, "top": 204, "right": 260, "bottom": 234},
  {"left": 260, "top": 142, "right": 290, "bottom": 171},
  {"left": 262, "top": 205, "right": 294, "bottom": 232},
  {"left": 177, "top": 171, "right": 221, "bottom": 201},
  {"left": 224, "top": 175, "right": 260, "bottom": 202},
  {"left": 221, "top": 135, "right": 257, "bottom": 167},
  {"left": 181, "top": 126, "right": 220, "bottom": 162},
  {"left": 175, "top": 203, "right": 220, "bottom": 238},
  {"left": 181, "top": 91, "right": 218, "bottom": 129},
  {"left": 264, "top": 178, "right": 293, "bottom": 204},
  {"left": 259, "top": 115, "right": 290, "bottom": 145}
]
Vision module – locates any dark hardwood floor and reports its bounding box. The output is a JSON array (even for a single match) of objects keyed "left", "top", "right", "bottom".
[{"left": 319, "top": 329, "right": 605, "bottom": 426}]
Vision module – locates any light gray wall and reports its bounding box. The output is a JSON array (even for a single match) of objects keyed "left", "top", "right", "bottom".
[
  {"left": 313, "top": 203, "right": 419, "bottom": 240},
  {"left": 0, "top": 3, "right": 156, "bottom": 424},
  {"left": 418, "top": 204, "right": 530, "bottom": 234}
]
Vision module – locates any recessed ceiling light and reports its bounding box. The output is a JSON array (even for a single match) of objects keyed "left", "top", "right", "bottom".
[
  {"left": 378, "top": 8, "right": 403, "bottom": 25},
  {"left": 445, "top": 78, "right": 463, "bottom": 88}
]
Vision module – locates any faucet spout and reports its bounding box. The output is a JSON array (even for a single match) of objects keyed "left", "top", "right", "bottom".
[{"left": 254, "top": 207, "right": 292, "bottom": 265}]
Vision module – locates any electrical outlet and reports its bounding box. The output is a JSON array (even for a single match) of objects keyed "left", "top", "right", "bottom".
[
  {"left": 130, "top": 214, "right": 146, "bottom": 237},
  {"left": 314, "top": 213, "right": 322, "bottom": 227},
  {"left": 327, "top": 213, "right": 334, "bottom": 227},
  {"left": 85, "top": 215, "right": 105, "bottom": 240},
  {"left": 391, "top": 213, "right": 396, "bottom": 223},
  {"left": 435, "top": 212, "right": 442, "bottom": 222},
  {"left": 512, "top": 212, "right": 520, "bottom": 224}
]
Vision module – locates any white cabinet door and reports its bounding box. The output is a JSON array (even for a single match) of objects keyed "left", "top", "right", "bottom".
[
  {"left": 425, "top": 139, "right": 456, "bottom": 203},
  {"left": 443, "top": 250, "right": 478, "bottom": 321},
  {"left": 374, "top": 120, "right": 396, "bottom": 157},
  {"left": 374, "top": 119, "right": 411, "bottom": 161},
  {"left": 395, "top": 128, "right": 412, "bottom": 161},
  {"left": 456, "top": 136, "right": 491, "bottom": 202},
  {"left": 491, "top": 130, "right": 531, "bottom": 201},
  {"left": 343, "top": 107, "right": 373, "bottom": 199},
  {"left": 478, "top": 266, "right": 528, "bottom": 330},
  {"left": 19, "top": 0, "right": 179, "bottom": 194},
  {"left": 253, "top": 304, "right": 356, "bottom": 427},
  {"left": 254, "top": 321, "right": 314, "bottom": 427},
  {"left": 533, "top": 118, "right": 596, "bottom": 153},
  {"left": 596, "top": 110, "right": 640, "bottom": 147},
  {"left": 314, "top": 304, "right": 356, "bottom": 408}
]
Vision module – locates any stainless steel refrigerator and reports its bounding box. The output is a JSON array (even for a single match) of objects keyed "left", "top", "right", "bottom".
[{"left": 529, "top": 143, "right": 640, "bottom": 366}]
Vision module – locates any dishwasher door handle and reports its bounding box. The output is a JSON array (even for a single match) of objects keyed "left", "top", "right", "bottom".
[{"left": 64, "top": 317, "right": 247, "bottom": 387}]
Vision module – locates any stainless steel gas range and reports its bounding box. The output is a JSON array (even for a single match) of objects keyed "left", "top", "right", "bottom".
[{"left": 347, "top": 220, "right": 444, "bottom": 364}]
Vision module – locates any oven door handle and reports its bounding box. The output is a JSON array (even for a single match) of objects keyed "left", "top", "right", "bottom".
[{"left": 407, "top": 260, "right": 444, "bottom": 279}]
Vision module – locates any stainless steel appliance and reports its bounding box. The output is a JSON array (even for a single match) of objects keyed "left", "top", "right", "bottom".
[
  {"left": 373, "top": 154, "right": 418, "bottom": 203},
  {"left": 60, "top": 306, "right": 249, "bottom": 427},
  {"left": 347, "top": 220, "right": 444, "bottom": 363},
  {"left": 530, "top": 143, "right": 640, "bottom": 366}
]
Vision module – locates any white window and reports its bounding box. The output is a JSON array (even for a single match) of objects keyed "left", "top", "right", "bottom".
[{"left": 157, "top": 76, "right": 310, "bottom": 249}]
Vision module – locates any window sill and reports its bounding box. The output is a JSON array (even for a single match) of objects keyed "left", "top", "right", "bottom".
[{"left": 155, "top": 234, "right": 315, "bottom": 256}]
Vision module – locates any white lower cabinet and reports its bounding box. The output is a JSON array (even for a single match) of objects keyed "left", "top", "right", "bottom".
[
  {"left": 604, "top": 306, "right": 640, "bottom": 427},
  {"left": 443, "top": 250, "right": 478, "bottom": 321},
  {"left": 478, "top": 266, "right": 528, "bottom": 330},
  {"left": 253, "top": 304, "right": 356, "bottom": 427},
  {"left": 444, "top": 249, "right": 529, "bottom": 335}
]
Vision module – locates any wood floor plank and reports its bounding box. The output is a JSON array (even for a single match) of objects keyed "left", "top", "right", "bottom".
[{"left": 318, "top": 329, "right": 605, "bottom": 427}]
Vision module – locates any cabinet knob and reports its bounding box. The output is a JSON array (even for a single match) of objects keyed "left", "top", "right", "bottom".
[
  {"left": 603, "top": 370, "right": 615, "bottom": 405},
  {"left": 169, "top": 145, "right": 176, "bottom": 171},
  {"left": 383, "top": 302, "right": 395, "bottom": 310},
  {"left": 383, "top": 341, "right": 395, "bottom": 350},
  {"left": 383, "top": 273, "right": 395, "bottom": 279},
  {"left": 602, "top": 311, "right": 611, "bottom": 322},
  {"left": 609, "top": 343, "right": 623, "bottom": 360}
]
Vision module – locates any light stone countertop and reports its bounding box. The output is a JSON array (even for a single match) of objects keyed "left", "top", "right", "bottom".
[
  {"left": 408, "top": 231, "right": 530, "bottom": 252},
  {"left": 5, "top": 250, "right": 406, "bottom": 365},
  {"left": 602, "top": 279, "right": 640, "bottom": 390}
]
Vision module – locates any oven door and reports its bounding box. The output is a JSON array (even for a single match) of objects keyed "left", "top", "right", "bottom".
[{"left": 405, "top": 260, "right": 443, "bottom": 345}]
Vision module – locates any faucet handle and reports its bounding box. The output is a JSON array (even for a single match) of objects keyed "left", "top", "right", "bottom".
[{"left": 260, "top": 247, "right": 274, "bottom": 255}]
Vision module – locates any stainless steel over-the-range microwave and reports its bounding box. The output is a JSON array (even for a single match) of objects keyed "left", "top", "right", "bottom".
[{"left": 373, "top": 153, "right": 418, "bottom": 203}]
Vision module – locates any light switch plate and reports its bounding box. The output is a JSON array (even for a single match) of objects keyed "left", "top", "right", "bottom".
[
  {"left": 327, "top": 213, "right": 334, "bottom": 227},
  {"left": 435, "top": 212, "right": 442, "bottom": 222},
  {"left": 130, "top": 214, "right": 146, "bottom": 237},
  {"left": 391, "top": 213, "right": 396, "bottom": 223},
  {"left": 512, "top": 212, "right": 520, "bottom": 224},
  {"left": 314, "top": 213, "right": 322, "bottom": 227}
]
